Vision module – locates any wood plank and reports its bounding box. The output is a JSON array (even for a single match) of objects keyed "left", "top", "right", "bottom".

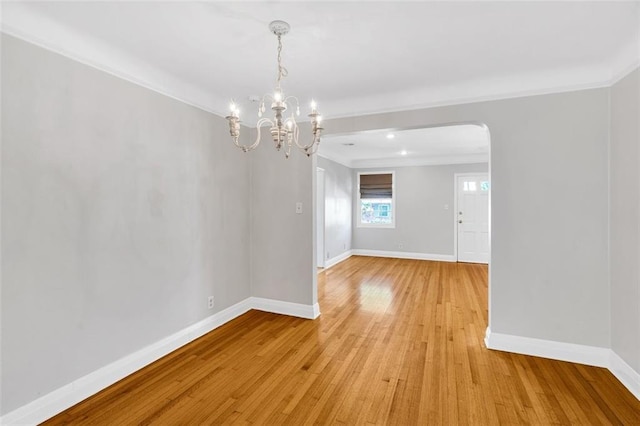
[{"left": 43, "top": 257, "right": 640, "bottom": 425}]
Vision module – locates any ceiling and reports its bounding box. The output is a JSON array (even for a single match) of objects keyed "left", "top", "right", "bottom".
[
  {"left": 2, "top": 1, "right": 637, "bottom": 167},
  {"left": 2, "top": 1, "right": 638, "bottom": 122},
  {"left": 319, "top": 124, "right": 489, "bottom": 168}
]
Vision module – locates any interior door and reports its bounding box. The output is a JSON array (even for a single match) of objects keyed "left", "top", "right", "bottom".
[{"left": 456, "top": 174, "right": 489, "bottom": 263}]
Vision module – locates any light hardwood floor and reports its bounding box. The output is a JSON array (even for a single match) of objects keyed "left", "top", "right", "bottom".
[{"left": 45, "top": 256, "right": 639, "bottom": 425}]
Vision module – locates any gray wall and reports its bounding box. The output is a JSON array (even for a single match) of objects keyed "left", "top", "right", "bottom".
[
  {"left": 250, "top": 143, "right": 316, "bottom": 306},
  {"left": 317, "top": 156, "right": 352, "bottom": 261},
  {"left": 326, "top": 88, "right": 610, "bottom": 348},
  {"left": 1, "top": 35, "right": 252, "bottom": 413},
  {"left": 353, "top": 163, "right": 488, "bottom": 255},
  {"left": 610, "top": 67, "right": 640, "bottom": 372}
]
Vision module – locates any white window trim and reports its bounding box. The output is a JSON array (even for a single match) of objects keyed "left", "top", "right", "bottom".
[{"left": 357, "top": 171, "right": 396, "bottom": 228}]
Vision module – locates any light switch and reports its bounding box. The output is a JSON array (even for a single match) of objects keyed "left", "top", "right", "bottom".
[
  {"left": 296, "top": 202, "right": 303, "bottom": 214},
  {"left": 444, "top": 204, "right": 449, "bottom": 210}
]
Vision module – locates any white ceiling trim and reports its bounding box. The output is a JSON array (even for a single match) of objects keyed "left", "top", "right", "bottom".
[
  {"left": 317, "top": 153, "right": 352, "bottom": 169},
  {"left": 318, "top": 152, "right": 489, "bottom": 170},
  {"left": 610, "top": 38, "right": 640, "bottom": 86},
  {"left": 0, "top": 6, "right": 225, "bottom": 117},
  {"left": 352, "top": 153, "right": 489, "bottom": 169},
  {"left": 2, "top": 3, "right": 638, "bottom": 122},
  {"left": 322, "top": 64, "right": 617, "bottom": 121}
]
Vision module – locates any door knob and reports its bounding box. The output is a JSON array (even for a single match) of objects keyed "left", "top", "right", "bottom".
[{"left": 458, "top": 220, "right": 463, "bottom": 224}]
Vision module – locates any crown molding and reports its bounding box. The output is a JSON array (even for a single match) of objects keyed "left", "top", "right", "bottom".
[
  {"left": 2, "top": 2, "right": 638, "bottom": 123},
  {"left": 317, "top": 152, "right": 488, "bottom": 169},
  {"left": 317, "top": 153, "right": 353, "bottom": 169},
  {"left": 351, "top": 154, "right": 489, "bottom": 169},
  {"left": 321, "top": 66, "right": 615, "bottom": 122},
  {"left": 0, "top": 5, "right": 228, "bottom": 118},
  {"left": 610, "top": 38, "right": 640, "bottom": 86}
]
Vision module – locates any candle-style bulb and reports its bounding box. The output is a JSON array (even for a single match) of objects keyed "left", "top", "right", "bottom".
[
  {"left": 274, "top": 91, "right": 282, "bottom": 102},
  {"left": 229, "top": 101, "right": 240, "bottom": 118},
  {"left": 311, "top": 100, "right": 317, "bottom": 110}
]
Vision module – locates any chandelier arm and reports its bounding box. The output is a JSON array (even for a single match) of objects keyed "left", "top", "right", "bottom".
[
  {"left": 231, "top": 118, "right": 274, "bottom": 153},
  {"left": 252, "top": 118, "right": 275, "bottom": 151},
  {"left": 299, "top": 129, "right": 323, "bottom": 156},
  {"left": 283, "top": 96, "right": 299, "bottom": 106},
  {"left": 292, "top": 126, "right": 321, "bottom": 151},
  {"left": 293, "top": 124, "right": 313, "bottom": 151},
  {"left": 284, "top": 130, "right": 293, "bottom": 159},
  {"left": 304, "top": 134, "right": 322, "bottom": 156},
  {"left": 256, "top": 117, "right": 274, "bottom": 128}
]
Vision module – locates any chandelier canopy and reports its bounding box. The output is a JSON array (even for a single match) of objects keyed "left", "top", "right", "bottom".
[{"left": 226, "top": 20, "right": 323, "bottom": 158}]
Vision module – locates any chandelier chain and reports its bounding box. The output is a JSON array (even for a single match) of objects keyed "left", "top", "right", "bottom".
[{"left": 276, "top": 34, "right": 288, "bottom": 88}]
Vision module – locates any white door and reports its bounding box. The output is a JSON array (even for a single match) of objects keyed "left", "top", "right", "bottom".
[
  {"left": 316, "top": 168, "right": 325, "bottom": 268},
  {"left": 456, "top": 173, "right": 489, "bottom": 263}
]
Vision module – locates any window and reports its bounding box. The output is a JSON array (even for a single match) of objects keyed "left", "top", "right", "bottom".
[
  {"left": 463, "top": 181, "right": 477, "bottom": 191},
  {"left": 358, "top": 172, "right": 395, "bottom": 227}
]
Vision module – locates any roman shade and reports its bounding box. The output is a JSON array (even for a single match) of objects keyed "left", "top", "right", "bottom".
[{"left": 360, "top": 173, "right": 392, "bottom": 199}]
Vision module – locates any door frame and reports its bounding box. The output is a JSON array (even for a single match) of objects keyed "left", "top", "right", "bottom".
[
  {"left": 316, "top": 167, "right": 326, "bottom": 268},
  {"left": 453, "top": 172, "right": 490, "bottom": 263}
]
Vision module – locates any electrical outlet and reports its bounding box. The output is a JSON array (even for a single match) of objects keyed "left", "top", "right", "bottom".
[
  {"left": 207, "top": 296, "right": 214, "bottom": 309},
  {"left": 326, "top": 252, "right": 330, "bottom": 259},
  {"left": 343, "top": 243, "right": 346, "bottom": 250},
  {"left": 398, "top": 242, "right": 404, "bottom": 249}
]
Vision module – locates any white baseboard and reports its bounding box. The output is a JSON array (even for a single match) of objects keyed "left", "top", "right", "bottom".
[
  {"left": 351, "top": 249, "right": 456, "bottom": 262},
  {"left": 324, "top": 250, "right": 353, "bottom": 269},
  {"left": 1, "top": 297, "right": 319, "bottom": 425},
  {"left": 485, "top": 327, "right": 640, "bottom": 400},
  {"left": 609, "top": 351, "right": 640, "bottom": 400},
  {"left": 250, "top": 297, "right": 320, "bottom": 319},
  {"left": 484, "top": 327, "right": 610, "bottom": 367}
]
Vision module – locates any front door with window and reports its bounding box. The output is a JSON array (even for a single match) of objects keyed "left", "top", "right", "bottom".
[{"left": 456, "top": 174, "right": 489, "bottom": 263}]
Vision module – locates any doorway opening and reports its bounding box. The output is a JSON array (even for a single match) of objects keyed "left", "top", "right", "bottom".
[{"left": 316, "top": 121, "right": 492, "bottom": 323}]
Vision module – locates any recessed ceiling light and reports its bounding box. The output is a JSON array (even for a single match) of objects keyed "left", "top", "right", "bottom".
[
  {"left": 400, "top": 150, "right": 408, "bottom": 156},
  {"left": 342, "top": 142, "right": 355, "bottom": 146},
  {"left": 386, "top": 133, "right": 395, "bottom": 139}
]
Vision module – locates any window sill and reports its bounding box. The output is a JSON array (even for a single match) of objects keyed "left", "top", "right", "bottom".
[{"left": 357, "top": 224, "right": 396, "bottom": 229}]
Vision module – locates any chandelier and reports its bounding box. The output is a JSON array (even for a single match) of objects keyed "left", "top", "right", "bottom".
[{"left": 226, "top": 20, "right": 323, "bottom": 158}]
